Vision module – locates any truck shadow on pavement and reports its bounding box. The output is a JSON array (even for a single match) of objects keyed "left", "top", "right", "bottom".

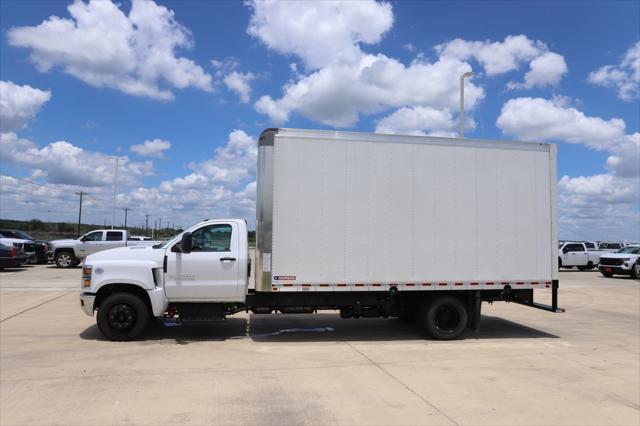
[{"left": 79, "top": 313, "right": 558, "bottom": 343}]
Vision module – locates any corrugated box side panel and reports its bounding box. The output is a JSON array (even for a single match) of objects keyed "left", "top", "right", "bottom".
[{"left": 271, "top": 133, "right": 553, "bottom": 286}]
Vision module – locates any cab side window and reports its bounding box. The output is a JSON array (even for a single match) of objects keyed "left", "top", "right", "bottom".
[
  {"left": 190, "top": 224, "right": 232, "bottom": 252},
  {"left": 106, "top": 231, "right": 123, "bottom": 241},
  {"left": 565, "top": 243, "right": 585, "bottom": 252},
  {"left": 84, "top": 231, "right": 103, "bottom": 242}
]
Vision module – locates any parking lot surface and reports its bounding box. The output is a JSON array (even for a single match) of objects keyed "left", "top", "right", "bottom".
[{"left": 1, "top": 265, "right": 638, "bottom": 425}]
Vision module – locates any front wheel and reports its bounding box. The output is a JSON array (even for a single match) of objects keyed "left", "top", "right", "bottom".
[
  {"left": 96, "top": 293, "right": 150, "bottom": 341},
  {"left": 419, "top": 296, "right": 468, "bottom": 340},
  {"left": 54, "top": 251, "right": 76, "bottom": 268},
  {"left": 631, "top": 263, "right": 639, "bottom": 280},
  {"left": 601, "top": 271, "right": 614, "bottom": 278}
]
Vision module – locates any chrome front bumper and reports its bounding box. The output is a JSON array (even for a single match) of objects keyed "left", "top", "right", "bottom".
[{"left": 80, "top": 292, "right": 96, "bottom": 316}]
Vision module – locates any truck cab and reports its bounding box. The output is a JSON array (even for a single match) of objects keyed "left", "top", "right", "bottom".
[{"left": 79, "top": 219, "right": 250, "bottom": 340}]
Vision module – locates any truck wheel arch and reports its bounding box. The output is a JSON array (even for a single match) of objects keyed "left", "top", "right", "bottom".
[{"left": 94, "top": 284, "right": 153, "bottom": 315}]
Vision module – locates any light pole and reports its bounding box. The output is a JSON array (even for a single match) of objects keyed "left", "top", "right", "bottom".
[
  {"left": 459, "top": 71, "right": 473, "bottom": 138},
  {"left": 111, "top": 156, "right": 120, "bottom": 229}
]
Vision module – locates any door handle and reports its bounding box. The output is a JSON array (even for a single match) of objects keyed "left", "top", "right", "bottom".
[{"left": 220, "top": 257, "right": 236, "bottom": 262}]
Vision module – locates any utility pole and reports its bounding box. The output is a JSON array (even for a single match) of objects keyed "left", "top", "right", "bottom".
[
  {"left": 123, "top": 208, "right": 130, "bottom": 230},
  {"left": 159, "top": 218, "right": 162, "bottom": 231},
  {"left": 145, "top": 214, "right": 150, "bottom": 234},
  {"left": 172, "top": 209, "right": 176, "bottom": 230},
  {"left": 75, "top": 191, "right": 86, "bottom": 238}
]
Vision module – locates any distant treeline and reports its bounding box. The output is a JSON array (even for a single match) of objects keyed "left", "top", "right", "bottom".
[{"left": 0, "top": 218, "right": 256, "bottom": 244}]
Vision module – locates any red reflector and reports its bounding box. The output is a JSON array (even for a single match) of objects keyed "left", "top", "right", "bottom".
[
  {"left": 337, "top": 284, "right": 346, "bottom": 287},
  {"left": 438, "top": 283, "right": 447, "bottom": 286},
  {"left": 406, "top": 283, "right": 415, "bottom": 287},
  {"left": 422, "top": 283, "right": 432, "bottom": 286},
  {"left": 319, "top": 284, "right": 329, "bottom": 287},
  {"left": 355, "top": 284, "right": 364, "bottom": 287},
  {"left": 470, "top": 282, "right": 479, "bottom": 286},
  {"left": 455, "top": 282, "right": 463, "bottom": 286}
]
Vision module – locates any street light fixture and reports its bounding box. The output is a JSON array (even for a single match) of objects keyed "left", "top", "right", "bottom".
[{"left": 459, "top": 71, "right": 473, "bottom": 138}]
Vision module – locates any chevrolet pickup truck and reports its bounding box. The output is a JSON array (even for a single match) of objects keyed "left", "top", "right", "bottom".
[
  {"left": 49, "top": 230, "right": 160, "bottom": 268},
  {"left": 558, "top": 242, "right": 605, "bottom": 270}
]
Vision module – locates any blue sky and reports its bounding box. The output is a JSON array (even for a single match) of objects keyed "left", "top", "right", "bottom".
[{"left": 0, "top": 0, "right": 638, "bottom": 240}]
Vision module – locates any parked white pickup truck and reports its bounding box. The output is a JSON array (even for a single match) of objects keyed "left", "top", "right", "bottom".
[
  {"left": 49, "top": 230, "right": 160, "bottom": 268},
  {"left": 558, "top": 242, "right": 604, "bottom": 270}
]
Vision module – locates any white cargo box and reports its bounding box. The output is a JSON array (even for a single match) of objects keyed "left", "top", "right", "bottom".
[{"left": 256, "top": 129, "right": 557, "bottom": 293}]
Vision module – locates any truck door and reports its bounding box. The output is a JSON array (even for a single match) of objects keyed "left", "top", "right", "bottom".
[
  {"left": 164, "top": 222, "right": 241, "bottom": 301},
  {"left": 77, "top": 231, "right": 104, "bottom": 257},
  {"left": 103, "top": 231, "right": 125, "bottom": 251},
  {"left": 563, "top": 243, "right": 587, "bottom": 266}
]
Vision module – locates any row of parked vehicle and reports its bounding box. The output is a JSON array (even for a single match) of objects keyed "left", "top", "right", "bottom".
[
  {"left": 0, "top": 228, "right": 155, "bottom": 270},
  {"left": 558, "top": 240, "right": 640, "bottom": 279}
]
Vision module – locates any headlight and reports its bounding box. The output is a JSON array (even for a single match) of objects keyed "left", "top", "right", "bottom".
[
  {"left": 82, "top": 265, "right": 92, "bottom": 288},
  {"left": 620, "top": 258, "right": 630, "bottom": 262}
]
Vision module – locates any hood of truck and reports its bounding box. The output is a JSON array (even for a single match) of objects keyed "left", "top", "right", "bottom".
[
  {"left": 49, "top": 239, "right": 78, "bottom": 247},
  {"left": 85, "top": 245, "right": 165, "bottom": 267},
  {"left": 600, "top": 253, "right": 639, "bottom": 259}
]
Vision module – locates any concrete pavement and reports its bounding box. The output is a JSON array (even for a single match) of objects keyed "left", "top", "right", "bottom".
[{"left": 1, "top": 265, "right": 638, "bottom": 425}]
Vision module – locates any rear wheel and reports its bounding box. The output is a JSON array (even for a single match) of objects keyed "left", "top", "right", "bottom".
[
  {"left": 54, "top": 251, "right": 76, "bottom": 268},
  {"left": 419, "top": 296, "right": 468, "bottom": 340},
  {"left": 97, "top": 293, "right": 150, "bottom": 341}
]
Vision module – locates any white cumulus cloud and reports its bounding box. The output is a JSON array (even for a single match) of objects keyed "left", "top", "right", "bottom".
[
  {"left": 0, "top": 132, "right": 154, "bottom": 187},
  {"left": 0, "top": 80, "right": 51, "bottom": 133},
  {"left": 224, "top": 71, "right": 256, "bottom": 103},
  {"left": 254, "top": 53, "right": 482, "bottom": 128},
  {"left": 496, "top": 97, "right": 625, "bottom": 149},
  {"left": 375, "top": 106, "right": 474, "bottom": 137},
  {"left": 7, "top": 0, "right": 213, "bottom": 100},
  {"left": 246, "top": 0, "right": 393, "bottom": 69},
  {"left": 437, "top": 35, "right": 567, "bottom": 90},
  {"left": 588, "top": 41, "right": 640, "bottom": 101},
  {"left": 130, "top": 139, "right": 171, "bottom": 158}
]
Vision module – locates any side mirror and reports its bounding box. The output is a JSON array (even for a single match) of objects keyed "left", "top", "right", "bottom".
[
  {"left": 562, "top": 248, "right": 569, "bottom": 254},
  {"left": 80, "top": 236, "right": 88, "bottom": 242},
  {"left": 181, "top": 232, "right": 192, "bottom": 254}
]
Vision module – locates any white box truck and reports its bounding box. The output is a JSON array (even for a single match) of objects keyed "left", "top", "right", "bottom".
[{"left": 80, "top": 128, "right": 562, "bottom": 341}]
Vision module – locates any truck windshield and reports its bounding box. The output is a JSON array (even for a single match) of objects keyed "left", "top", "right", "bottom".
[{"left": 154, "top": 233, "right": 184, "bottom": 249}]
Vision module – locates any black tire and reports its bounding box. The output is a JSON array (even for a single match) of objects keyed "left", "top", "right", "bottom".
[
  {"left": 96, "top": 293, "right": 150, "bottom": 341},
  {"left": 631, "top": 263, "right": 639, "bottom": 280},
  {"left": 419, "top": 296, "right": 468, "bottom": 340},
  {"left": 54, "top": 250, "right": 76, "bottom": 268},
  {"left": 577, "top": 266, "right": 586, "bottom": 271},
  {"left": 601, "top": 271, "right": 613, "bottom": 278},
  {"left": 558, "top": 258, "right": 562, "bottom": 269}
]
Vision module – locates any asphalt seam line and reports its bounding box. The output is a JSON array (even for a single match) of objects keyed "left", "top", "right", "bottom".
[
  {"left": 0, "top": 290, "right": 75, "bottom": 323},
  {"left": 344, "top": 341, "right": 460, "bottom": 426}
]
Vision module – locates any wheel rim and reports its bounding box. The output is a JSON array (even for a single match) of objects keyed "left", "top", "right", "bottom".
[
  {"left": 107, "top": 304, "right": 137, "bottom": 331},
  {"left": 434, "top": 305, "right": 461, "bottom": 334},
  {"left": 57, "top": 254, "right": 72, "bottom": 267}
]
